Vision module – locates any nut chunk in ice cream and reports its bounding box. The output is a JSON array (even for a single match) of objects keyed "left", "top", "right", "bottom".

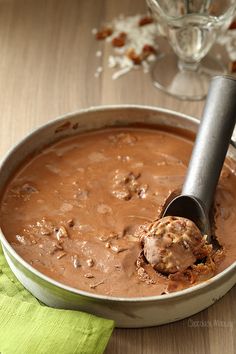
[{"left": 142, "top": 216, "right": 212, "bottom": 274}]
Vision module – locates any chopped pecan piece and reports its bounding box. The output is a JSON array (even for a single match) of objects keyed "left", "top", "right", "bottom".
[
  {"left": 112, "top": 189, "right": 132, "bottom": 200},
  {"left": 112, "top": 32, "right": 127, "bottom": 47},
  {"left": 110, "top": 245, "right": 128, "bottom": 253},
  {"left": 56, "top": 252, "right": 67, "bottom": 260},
  {"left": 86, "top": 258, "right": 94, "bottom": 267},
  {"left": 67, "top": 219, "right": 74, "bottom": 227},
  {"left": 229, "top": 60, "right": 236, "bottom": 73},
  {"left": 56, "top": 226, "right": 68, "bottom": 240},
  {"left": 89, "top": 280, "right": 104, "bottom": 289},
  {"left": 96, "top": 27, "right": 113, "bottom": 40},
  {"left": 139, "top": 16, "right": 154, "bottom": 26},
  {"left": 15, "top": 234, "right": 28, "bottom": 245},
  {"left": 229, "top": 20, "right": 236, "bottom": 30},
  {"left": 126, "top": 48, "right": 142, "bottom": 65},
  {"left": 142, "top": 44, "right": 156, "bottom": 59},
  {"left": 71, "top": 254, "right": 80, "bottom": 268},
  {"left": 84, "top": 273, "right": 94, "bottom": 278}
]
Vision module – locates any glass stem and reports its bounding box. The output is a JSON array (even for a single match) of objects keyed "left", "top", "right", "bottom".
[{"left": 178, "top": 59, "right": 200, "bottom": 72}]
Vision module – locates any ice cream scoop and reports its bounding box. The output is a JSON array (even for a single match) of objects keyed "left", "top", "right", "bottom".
[
  {"left": 162, "top": 75, "right": 236, "bottom": 239},
  {"left": 142, "top": 76, "right": 236, "bottom": 274}
]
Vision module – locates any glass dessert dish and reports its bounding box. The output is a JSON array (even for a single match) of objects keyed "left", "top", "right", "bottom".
[{"left": 146, "top": 0, "right": 236, "bottom": 100}]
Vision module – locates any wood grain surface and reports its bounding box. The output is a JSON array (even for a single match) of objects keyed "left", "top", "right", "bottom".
[{"left": 0, "top": 1, "right": 235, "bottom": 353}]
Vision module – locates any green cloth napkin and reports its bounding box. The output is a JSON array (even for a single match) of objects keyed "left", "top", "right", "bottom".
[{"left": 0, "top": 245, "right": 114, "bottom": 354}]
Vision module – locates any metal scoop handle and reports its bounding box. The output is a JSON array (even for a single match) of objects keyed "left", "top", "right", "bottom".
[{"left": 182, "top": 75, "right": 236, "bottom": 214}]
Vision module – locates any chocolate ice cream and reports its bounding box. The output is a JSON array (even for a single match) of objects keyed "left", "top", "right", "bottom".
[{"left": 0, "top": 126, "right": 235, "bottom": 297}]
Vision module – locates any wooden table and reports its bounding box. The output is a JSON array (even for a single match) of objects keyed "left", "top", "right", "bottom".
[{"left": 0, "top": 1, "right": 235, "bottom": 353}]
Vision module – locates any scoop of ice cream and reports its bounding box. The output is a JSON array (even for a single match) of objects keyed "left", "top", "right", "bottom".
[{"left": 142, "top": 216, "right": 211, "bottom": 274}]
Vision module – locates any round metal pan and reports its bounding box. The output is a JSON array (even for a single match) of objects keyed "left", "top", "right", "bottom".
[{"left": 0, "top": 105, "right": 236, "bottom": 328}]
